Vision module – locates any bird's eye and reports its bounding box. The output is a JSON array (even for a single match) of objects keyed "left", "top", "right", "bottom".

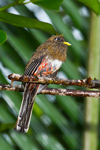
[
  {"left": 54, "top": 37, "right": 58, "bottom": 41},
  {"left": 54, "top": 37, "right": 61, "bottom": 41}
]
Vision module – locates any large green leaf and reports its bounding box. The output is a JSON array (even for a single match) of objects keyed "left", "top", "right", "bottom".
[
  {"left": 0, "top": 30, "right": 7, "bottom": 45},
  {"left": 77, "top": 0, "right": 100, "bottom": 15},
  {"left": 0, "top": 11, "right": 56, "bottom": 34},
  {"left": 32, "top": 0, "right": 63, "bottom": 10}
]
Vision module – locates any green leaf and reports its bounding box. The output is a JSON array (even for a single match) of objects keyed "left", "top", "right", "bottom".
[
  {"left": 77, "top": 0, "right": 100, "bottom": 15},
  {"left": 0, "top": 11, "right": 56, "bottom": 34},
  {"left": 18, "top": 0, "right": 25, "bottom": 3},
  {"left": 0, "top": 135, "right": 13, "bottom": 150},
  {"left": 31, "top": 0, "right": 63, "bottom": 10},
  {"left": 62, "top": 0, "right": 84, "bottom": 29},
  {"left": 10, "top": 131, "right": 39, "bottom": 150},
  {"left": 0, "top": 30, "right": 7, "bottom": 45},
  {"left": 0, "top": 103, "right": 14, "bottom": 124}
]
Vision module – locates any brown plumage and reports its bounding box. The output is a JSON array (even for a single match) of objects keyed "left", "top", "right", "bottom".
[{"left": 14, "top": 35, "right": 71, "bottom": 133}]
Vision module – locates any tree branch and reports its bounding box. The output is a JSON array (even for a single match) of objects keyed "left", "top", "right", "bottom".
[
  {"left": 0, "top": 84, "right": 24, "bottom": 92},
  {"left": 0, "top": 73, "right": 99, "bottom": 98},
  {"left": 0, "top": 84, "right": 100, "bottom": 98},
  {"left": 7, "top": 73, "right": 100, "bottom": 89}
]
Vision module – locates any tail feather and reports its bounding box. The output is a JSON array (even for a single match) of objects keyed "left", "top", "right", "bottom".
[
  {"left": 14, "top": 71, "right": 57, "bottom": 133},
  {"left": 14, "top": 83, "right": 39, "bottom": 133}
]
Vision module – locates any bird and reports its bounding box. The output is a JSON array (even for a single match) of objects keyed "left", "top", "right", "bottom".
[{"left": 14, "top": 35, "right": 71, "bottom": 133}]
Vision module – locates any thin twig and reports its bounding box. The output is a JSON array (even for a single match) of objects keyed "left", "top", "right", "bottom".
[
  {"left": 7, "top": 73, "right": 100, "bottom": 89},
  {"left": 0, "top": 84, "right": 24, "bottom": 92},
  {"left": 0, "top": 84, "right": 100, "bottom": 98},
  {"left": 42, "top": 88, "right": 100, "bottom": 98}
]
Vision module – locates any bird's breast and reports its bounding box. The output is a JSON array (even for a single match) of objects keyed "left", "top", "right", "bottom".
[
  {"left": 51, "top": 59, "right": 63, "bottom": 70},
  {"left": 34, "top": 56, "right": 63, "bottom": 76}
]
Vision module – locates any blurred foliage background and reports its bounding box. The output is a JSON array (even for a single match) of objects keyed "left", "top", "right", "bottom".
[{"left": 0, "top": 0, "right": 100, "bottom": 150}]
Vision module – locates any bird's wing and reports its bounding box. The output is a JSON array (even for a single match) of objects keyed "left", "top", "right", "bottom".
[{"left": 24, "top": 55, "right": 45, "bottom": 76}]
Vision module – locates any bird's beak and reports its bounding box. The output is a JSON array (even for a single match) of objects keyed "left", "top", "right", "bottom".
[{"left": 63, "top": 41, "right": 71, "bottom": 46}]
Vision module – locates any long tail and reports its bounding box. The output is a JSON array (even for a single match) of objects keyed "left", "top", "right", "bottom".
[{"left": 14, "top": 83, "right": 39, "bottom": 133}]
